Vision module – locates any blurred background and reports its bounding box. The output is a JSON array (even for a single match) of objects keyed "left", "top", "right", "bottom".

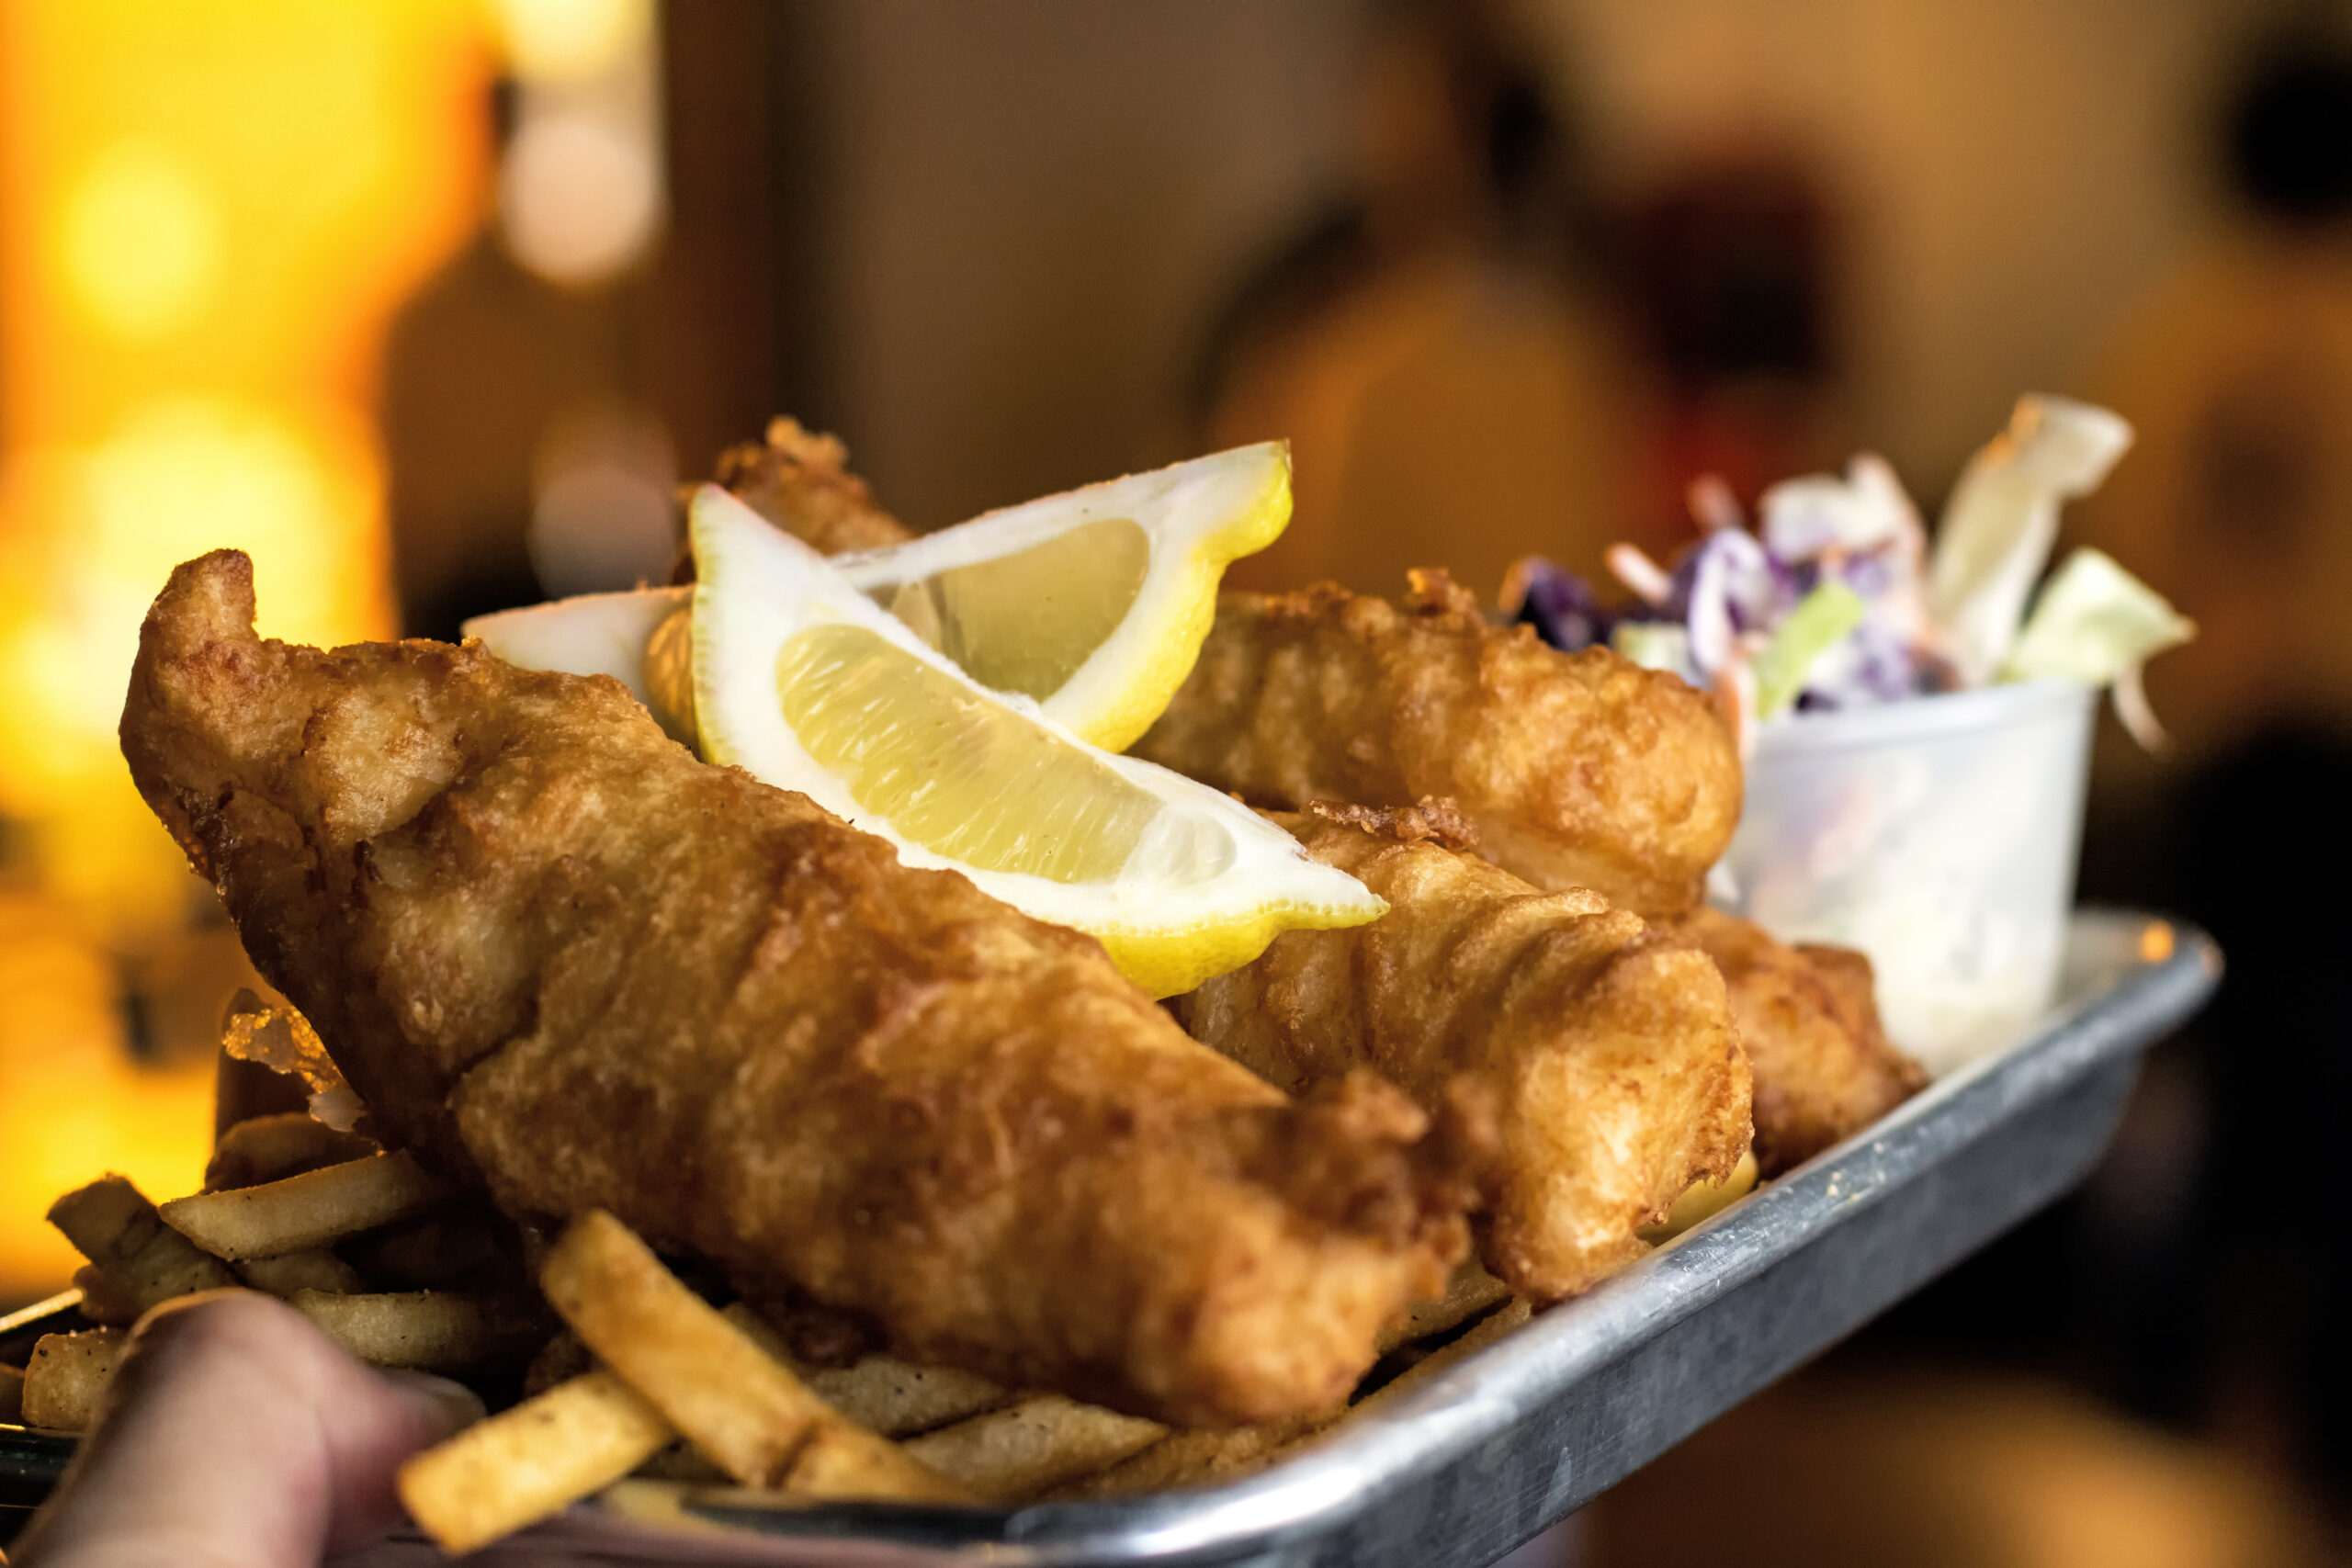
[{"left": 5, "top": 0, "right": 2352, "bottom": 1562}]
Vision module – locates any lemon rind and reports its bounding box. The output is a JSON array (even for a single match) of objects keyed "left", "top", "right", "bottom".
[{"left": 1096, "top": 894, "right": 1389, "bottom": 999}]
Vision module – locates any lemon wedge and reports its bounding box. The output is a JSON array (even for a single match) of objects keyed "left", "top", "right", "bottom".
[
  {"left": 691, "top": 482, "right": 1381, "bottom": 997},
  {"left": 831, "top": 439, "right": 1289, "bottom": 750},
  {"left": 464, "top": 442, "right": 1290, "bottom": 752}
]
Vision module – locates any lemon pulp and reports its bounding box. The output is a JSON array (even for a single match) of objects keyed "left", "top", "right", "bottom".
[
  {"left": 878, "top": 516, "right": 1150, "bottom": 701},
  {"left": 778, "top": 623, "right": 1171, "bottom": 883}
]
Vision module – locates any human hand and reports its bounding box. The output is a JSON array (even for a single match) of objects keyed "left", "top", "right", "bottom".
[{"left": 9, "top": 1289, "right": 481, "bottom": 1568}]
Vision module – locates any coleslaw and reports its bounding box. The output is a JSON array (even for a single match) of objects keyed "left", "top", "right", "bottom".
[{"left": 1505, "top": 395, "right": 2194, "bottom": 755}]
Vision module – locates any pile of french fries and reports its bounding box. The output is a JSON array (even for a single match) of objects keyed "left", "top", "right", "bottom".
[{"left": 6, "top": 1004, "right": 1547, "bottom": 1554}]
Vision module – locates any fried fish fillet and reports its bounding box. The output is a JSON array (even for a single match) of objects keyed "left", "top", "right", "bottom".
[
  {"left": 1170, "top": 802, "right": 1751, "bottom": 1301},
  {"left": 1658, "top": 908, "right": 1926, "bottom": 1176},
  {"left": 119, "top": 551, "right": 1475, "bottom": 1426},
  {"left": 715, "top": 417, "right": 914, "bottom": 555},
  {"left": 1131, "top": 573, "right": 1742, "bottom": 916}
]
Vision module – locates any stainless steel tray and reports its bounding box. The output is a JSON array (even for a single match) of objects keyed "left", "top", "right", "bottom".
[{"left": 8, "top": 911, "right": 2221, "bottom": 1568}]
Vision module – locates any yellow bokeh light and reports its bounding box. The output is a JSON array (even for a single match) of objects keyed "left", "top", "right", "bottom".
[
  {"left": 0, "top": 397, "right": 386, "bottom": 807},
  {"left": 59, "top": 141, "right": 222, "bottom": 339},
  {"left": 81, "top": 398, "right": 383, "bottom": 651},
  {"left": 489, "top": 0, "right": 649, "bottom": 83},
  {"left": 0, "top": 0, "right": 488, "bottom": 869},
  {"left": 0, "top": 0, "right": 492, "bottom": 1294}
]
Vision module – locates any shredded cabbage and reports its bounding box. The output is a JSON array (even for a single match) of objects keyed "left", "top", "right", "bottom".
[{"left": 1926, "top": 397, "right": 2133, "bottom": 685}]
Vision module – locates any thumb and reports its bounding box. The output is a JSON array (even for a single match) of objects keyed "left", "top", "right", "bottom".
[{"left": 10, "top": 1290, "right": 481, "bottom": 1568}]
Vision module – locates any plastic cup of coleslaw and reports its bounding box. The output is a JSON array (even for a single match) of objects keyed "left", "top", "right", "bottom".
[
  {"left": 1510, "top": 400, "right": 2188, "bottom": 1073},
  {"left": 1714, "top": 678, "right": 2096, "bottom": 1076}
]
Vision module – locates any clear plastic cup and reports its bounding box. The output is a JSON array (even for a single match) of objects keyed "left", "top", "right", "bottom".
[{"left": 1716, "top": 679, "right": 2096, "bottom": 1076}]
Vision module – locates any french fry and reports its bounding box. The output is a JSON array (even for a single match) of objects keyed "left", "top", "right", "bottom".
[
  {"left": 719, "top": 1303, "right": 1007, "bottom": 1437},
  {"left": 69, "top": 1265, "right": 142, "bottom": 1326},
  {"left": 288, "top": 1290, "right": 540, "bottom": 1371},
  {"left": 1379, "top": 1260, "right": 1511, "bottom": 1353},
  {"left": 236, "top": 1248, "right": 367, "bottom": 1297},
  {"left": 48, "top": 1176, "right": 234, "bottom": 1314},
  {"left": 204, "top": 1112, "right": 379, "bottom": 1192},
  {"left": 1051, "top": 1415, "right": 1319, "bottom": 1500},
  {"left": 0, "top": 1364, "right": 24, "bottom": 1424},
  {"left": 397, "top": 1371, "right": 674, "bottom": 1555},
  {"left": 901, "top": 1395, "right": 1166, "bottom": 1501},
  {"left": 1059, "top": 1281, "right": 1525, "bottom": 1500},
  {"left": 1086, "top": 1299, "right": 1540, "bottom": 1492},
  {"left": 159, "top": 1151, "right": 451, "bottom": 1260},
  {"left": 21, "top": 1329, "right": 123, "bottom": 1432},
  {"left": 1351, "top": 1297, "right": 1533, "bottom": 1420},
  {"left": 539, "top": 1211, "right": 965, "bottom": 1501},
  {"left": 1223, "top": 1299, "right": 1536, "bottom": 1480},
  {"left": 807, "top": 1358, "right": 1008, "bottom": 1440}
]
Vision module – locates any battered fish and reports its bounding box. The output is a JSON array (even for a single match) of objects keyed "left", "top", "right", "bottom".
[
  {"left": 1131, "top": 574, "right": 1742, "bottom": 916},
  {"left": 119, "top": 551, "right": 1476, "bottom": 1426},
  {"left": 1171, "top": 802, "right": 1750, "bottom": 1301},
  {"left": 715, "top": 417, "right": 914, "bottom": 555},
  {"left": 1658, "top": 908, "right": 1926, "bottom": 1176}
]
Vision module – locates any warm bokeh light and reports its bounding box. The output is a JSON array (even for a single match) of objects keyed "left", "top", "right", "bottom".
[
  {"left": 499, "top": 107, "right": 662, "bottom": 287},
  {"left": 0, "top": 0, "right": 490, "bottom": 934},
  {"left": 58, "top": 141, "right": 224, "bottom": 340},
  {"left": 490, "top": 0, "right": 650, "bottom": 85},
  {"left": 490, "top": 0, "right": 662, "bottom": 289},
  {"left": 0, "top": 0, "right": 492, "bottom": 1292}
]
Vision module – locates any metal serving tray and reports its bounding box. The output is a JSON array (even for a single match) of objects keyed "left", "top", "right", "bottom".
[{"left": 2, "top": 911, "right": 2219, "bottom": 1568}]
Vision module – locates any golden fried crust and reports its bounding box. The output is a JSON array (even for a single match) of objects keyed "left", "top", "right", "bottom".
[
  {"left": 714, "top": 418, "right": 915, "bottom": 555},
  {"left": 119, "top": 550, "right": 1473, "bottom": 1426},
  {"left": 1131, "top": 574, "right": 1743, "bottom": 917},
  {"left": 1172, "top": 810, "right": 1752, "bottom": 1302},
  {"left": 1660, "top": 908, "right": 1927, "bottom": 1176}
]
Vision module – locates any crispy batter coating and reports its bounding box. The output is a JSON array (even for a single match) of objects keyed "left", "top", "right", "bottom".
[
  {"left": 1171, "top": 805, "right": 1751, "bottom": 1302},
  {"left": 714, "top": 418, "right": 914, "bottom": 555},
  {"left": 1660, "top": 908, "right": 1926, "bottom": 1176},
  {"left": 1131, "top": 574, "right": 1742, "bottom": 916},
  {"left": 119, "top": 551, "right": 1476, "bottom": 1426}
]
